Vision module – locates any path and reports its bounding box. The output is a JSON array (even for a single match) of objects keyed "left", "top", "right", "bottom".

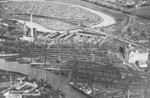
[
  {"left": 2, "top": 0, "right": 116, "bottom": 32},
  {"left": 56, "top": 1, "right": 116, "bottom": 28}
]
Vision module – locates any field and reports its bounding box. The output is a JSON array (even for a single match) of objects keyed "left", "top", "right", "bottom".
[
  {"left": 57, "top": 0, "right": 130, "bottom": 37},
  {"left": 0, "top": 1, "right": 102, "bottom": 30},
  {"left": 78, "top": 0, "right": 130, "bottom": 23},
  {"left": 9, "top": 15, "right": 76, "bottom": 31},
  {"left": 130, "top": 6, "right": 150, "bottom": 20}
]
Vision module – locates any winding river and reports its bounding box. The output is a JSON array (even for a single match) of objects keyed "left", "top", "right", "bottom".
[
  {"left": 6, "top": 1, "right": 116, "bottom": 32},
  {"left": 0, "top": 1, "right": 116, "bottom": 98}
]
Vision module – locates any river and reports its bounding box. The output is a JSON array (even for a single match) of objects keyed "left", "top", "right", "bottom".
[
  {"left": 0, "top": 1, "right": 117, "bottom": 97},
  {"left": 0, "top": 58, "right": 87, "bottom": 98}
]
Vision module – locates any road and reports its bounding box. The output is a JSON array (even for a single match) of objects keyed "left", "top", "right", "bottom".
[
  {"left": 0, "top": 58, "right": 87, "bottom": 98},
  {"left": 52, "top": 0, "right": 150, "bottom": 50},
  {"left": 56, "top": 0, "right": 150, "bottom": 49},
  {"left": 107, "top": 51, "right": 146, "bottom": 83},
  {"left": 108, "top": 50, "right": 141, "bottom": 71},
  {"left": 3, "top": 0, "right": 150, "bottom": 68},
  {"left": 15, "top": 17, "right": 148, "bottom": 52},
  {"left": 87, "top": 27, "right": 150, "bottom": 50},
  {"left": 10, "top": 0, "right": 116, "bottom": 32},
  {"left": 58, "top": 1, "right": 116, "bottom": 28}
]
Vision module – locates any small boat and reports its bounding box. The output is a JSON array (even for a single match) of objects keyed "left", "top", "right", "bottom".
[
  {"left": 30, "top": 62, "right": 51, "bottom": 68},
  {"left": 44, "top": 67, "right": 61, "bottom": 75},
  {"left": 4, "top": 56, "right": 19, "bottom": 62},
  {"left": 44, "top": 67, "right": 67, "bottom": 71},
  {"left": 30, "top": 62, "right": 45, "bottom": 68},
  {"left": 44, "top": 67, "right": 71, "bottom": 76},
  {"left": 18, "top": 58, "right": 31, "bottom": 64},
  {"left": 0, "top": 53, "right": 18, "bottom": 58}
]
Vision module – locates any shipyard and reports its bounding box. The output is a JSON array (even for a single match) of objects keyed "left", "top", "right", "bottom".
[{"left": 0, "top": 0, "right": 150, "bottom": 98}]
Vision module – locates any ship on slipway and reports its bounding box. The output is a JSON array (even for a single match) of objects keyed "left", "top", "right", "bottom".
[{"left": 49, "top": 58, "right": 147, "bottom": 98}]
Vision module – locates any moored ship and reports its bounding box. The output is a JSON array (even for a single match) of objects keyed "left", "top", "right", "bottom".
[{"left": 66, "top": 59, "right": 146, "bottom": 98}]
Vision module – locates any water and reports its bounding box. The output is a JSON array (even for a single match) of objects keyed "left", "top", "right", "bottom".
[
  {"left": 0, "top": 58, "right": 87, "bottom": 98},
  {"left": 0, "top": 58, "right": 31, "bottom": 75}
]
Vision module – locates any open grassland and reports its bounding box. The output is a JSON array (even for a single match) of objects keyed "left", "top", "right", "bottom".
[
  {"left": 130, "top": 6, "right": 150, "bottom": 20},
  {"left": 43, "top": 0, "right": 130, "bottom": 38},
  {"left": 1, "top": 1, "right": 100, "bottom": 20},
  {"left": 7, "top": 15, "right": 76, "bottom": 31},
  {"left": 56, "top": 0, "right": 130, "bottom": 30},
  {"left": 78, "top": 0, "right": 130, "bottom": 24},
  {"left": 0, "top": 1, "right": 101, "bottom": 30},
  {"left": 81, "top": 0, "right": 130, "bottom": 37}
]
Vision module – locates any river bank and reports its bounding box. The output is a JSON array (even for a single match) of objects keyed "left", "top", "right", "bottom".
[{"left": 0, "top": 58, "right": 87, "bottom": 98}]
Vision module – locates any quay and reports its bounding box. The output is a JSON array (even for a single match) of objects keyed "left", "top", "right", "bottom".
[{"left": 0, "top": 58, "right": 86, "bottom": 98}]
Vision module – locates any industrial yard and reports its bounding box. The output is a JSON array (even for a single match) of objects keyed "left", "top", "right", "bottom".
[{"left": 0, "top": 0, "right": 150, "bottom": 98}]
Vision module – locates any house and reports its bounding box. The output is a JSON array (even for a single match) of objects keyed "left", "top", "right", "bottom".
[{"left": 125, "top": 45, "right": 149, "bottom": 64}]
